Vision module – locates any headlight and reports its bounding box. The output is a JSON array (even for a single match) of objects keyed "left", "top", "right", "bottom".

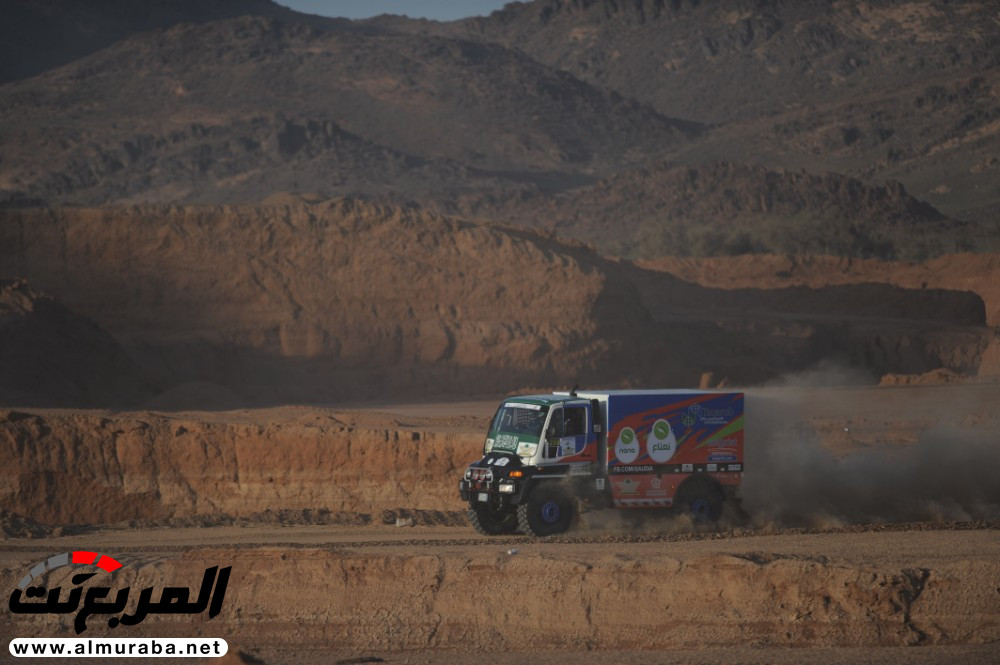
[
  {"left": 464, "top": 468, "right": 473, "bottom": 480},
  {"left": 499, "top": 482, "right": 515, "bottom": 494}
]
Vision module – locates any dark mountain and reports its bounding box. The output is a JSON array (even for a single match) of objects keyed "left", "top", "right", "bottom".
[
  {"left": 0, "top": 14, "right": 696, "bottom": 206},
  {"left": 0, "top": 0, "right": 303, "bottom": 83},
  {"left": 432, "top": 0, "right": 1000, "bottom": 122},
  {"left": 381, "top": 0, "right": 1000, "bottom": 224},
  {"left": 1, "top": 0, "right": 997, "bottom": 261}
]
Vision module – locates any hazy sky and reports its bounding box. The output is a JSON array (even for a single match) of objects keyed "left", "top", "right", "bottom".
[{"left": 276, "top": 1, "right": 511, "bottom": 21}]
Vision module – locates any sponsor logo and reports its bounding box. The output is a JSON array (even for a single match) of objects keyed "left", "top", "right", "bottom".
[
  {"left": 609, "top": 465, "right": 653, "bottom": 474},
  {"left": 614, "top": 427, "right": 640, "bottom": 464},
  {"left": 9, "top": 551, "right": 230, "bottom": 634},
  {"left": 681, "top": 463, "right": 693, "bottom": 473},
  {"left": 707, "top": 437, "right": 738, "bottom": 448},
  {"left": 614, "top": 477, "right": 641, "bottom": 495},
  {"left": 646, "top": 476, "right": 667, "bottom": 497},
  {"left": 730, "top": 464, "right": 742, "bottom": 471},
  {"left": 708, "top": 452, "right": 738, "bottom": 462},
  {"left": 492, "top": 457, "right": 510, "bottom": 467},
  {"left": 707, "top": 463, "right": 717, "bottom": 472},
  {"left": 684, "top": 403, "right": 737, "bottom": 426},
  {"left": 647, "top": 418, "right": 678, "bottom": 463}
]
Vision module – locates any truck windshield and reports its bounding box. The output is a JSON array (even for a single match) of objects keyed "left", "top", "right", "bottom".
[{"left": 490, "top": 403, "right": 549, "bottom": 438}]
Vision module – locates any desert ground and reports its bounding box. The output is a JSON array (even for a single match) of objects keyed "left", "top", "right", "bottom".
[{"left": 2, "top": 383, "right": 998, "bottom": 664}]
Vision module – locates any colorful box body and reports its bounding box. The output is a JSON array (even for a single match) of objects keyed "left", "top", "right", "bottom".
[{"left": 577, "top": 390, "right": 744, "bottom": 508}]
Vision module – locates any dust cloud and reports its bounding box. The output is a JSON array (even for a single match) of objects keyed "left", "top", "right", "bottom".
[{"left": 742, "top": 389, "right": 1000, "bottom": 527}]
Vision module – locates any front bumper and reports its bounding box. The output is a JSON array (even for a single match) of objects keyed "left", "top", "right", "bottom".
[{"left": 458, "top": 478, "right": 526, "bottom": 504}]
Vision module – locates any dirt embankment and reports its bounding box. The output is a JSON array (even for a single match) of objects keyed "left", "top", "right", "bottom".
[
  {"left": 0, "top": 408, "right": 483, "bottom": 526},
  {"left": 640, "top": 253, "right": 1000, "bottom": 377},
  {"left": 641, "top": 253, "right": 1000, "bottom": 327},
  {"left": 2, "top": 539, "right": 998, "bottom": 653}
]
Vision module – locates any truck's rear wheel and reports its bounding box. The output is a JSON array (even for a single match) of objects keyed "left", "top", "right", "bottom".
[
  {"left": 676, "top": 479, "right": 724, "bottom": 523},
  {"left": 468, "top": 503, "right": 518, "bottom": 535},
  {"left": 517, "top": 485, "right": 574, "bottom": 536}
]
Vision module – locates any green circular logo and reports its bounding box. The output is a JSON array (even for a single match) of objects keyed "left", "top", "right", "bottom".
[
  {"left": 621, "top": 428, "right": 634, "bottom": 444},
  {"left": 653, "top": 420, "right": 670, "bottom": 439}
]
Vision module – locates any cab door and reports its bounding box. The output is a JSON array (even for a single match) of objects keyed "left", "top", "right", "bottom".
[{"left": 544, "top": 403, "right": 595, "bottom": 463}]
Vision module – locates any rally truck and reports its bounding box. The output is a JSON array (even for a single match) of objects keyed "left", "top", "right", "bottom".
[{"left": 458, "top": 389, "right": 744, "bottom": 536}]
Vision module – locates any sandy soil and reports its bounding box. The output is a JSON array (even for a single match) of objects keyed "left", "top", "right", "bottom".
[{"left": 2, "top": 386, "right": 998, "bottom": 663}]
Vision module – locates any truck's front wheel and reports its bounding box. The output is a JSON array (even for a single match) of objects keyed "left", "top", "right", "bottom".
[
  {"left": 517, "top": 485, "right": 574, "bottom": 536},
  {"left": 468, "top": 503, "right": 518, "bottom": 535}
]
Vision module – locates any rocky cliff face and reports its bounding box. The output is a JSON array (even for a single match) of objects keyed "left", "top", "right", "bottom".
[
  {"left": 0, "top": 197, "right": 991, "bottom": 408},
  {"left": 1, "top": 200, "right": 991, "bottom": 406},
  {"left": 0, "top": 409, "right": 480, "bottom": 524},
  {"left": 0, "top": 200, "right": 654, "bottom": 402}
]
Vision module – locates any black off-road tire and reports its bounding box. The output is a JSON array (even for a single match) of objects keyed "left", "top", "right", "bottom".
[
  {"left": 675, "top": 479, "right": 724, "bottom": 523},
  {"left": 517, "top": 485, "right": 575, "bottom": 536},
  {"left": 468, "top": 503, "right": 518, "bottom": 535}
]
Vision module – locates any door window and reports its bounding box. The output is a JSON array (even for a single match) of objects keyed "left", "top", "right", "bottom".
[{"left": 544, "top": 408, "right": 562, "bottom": 458}]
